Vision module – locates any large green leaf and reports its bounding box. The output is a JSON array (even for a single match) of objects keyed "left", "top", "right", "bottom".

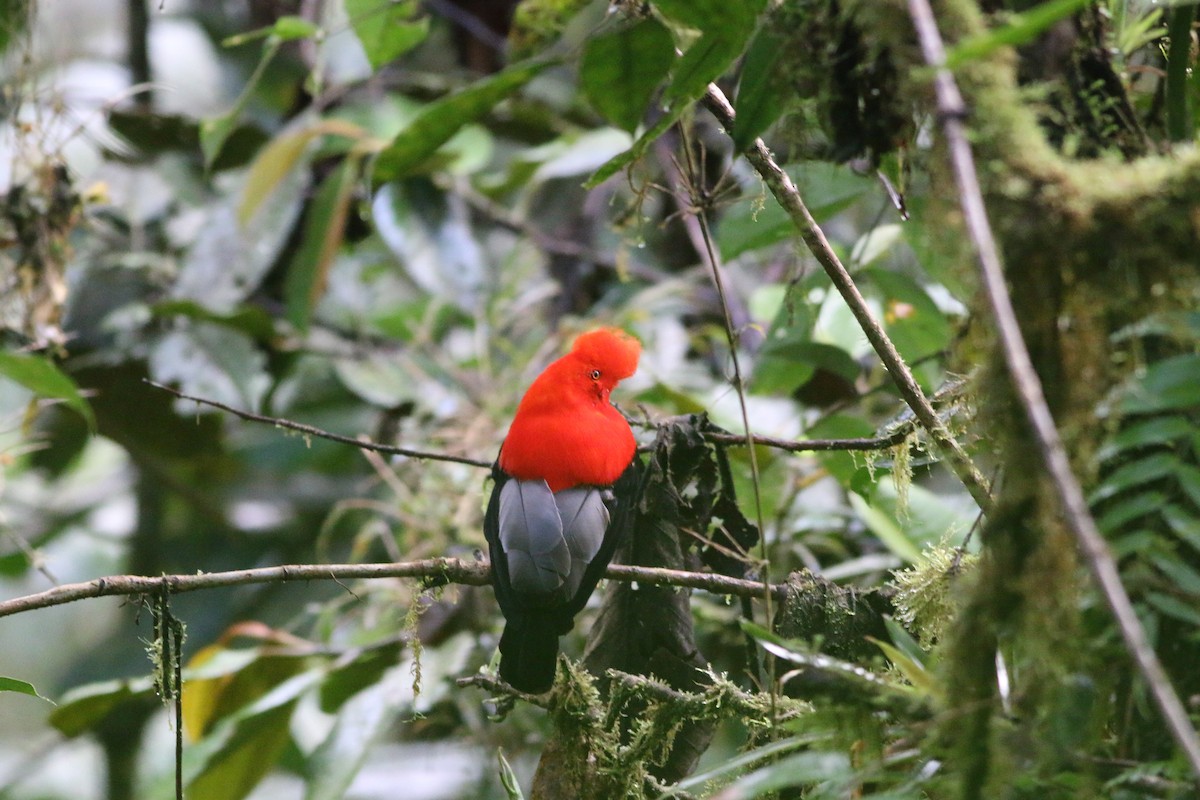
[
  {"left": 580, "top": 18, "right": 675, "bottom": 133},
  {"left": 373, "top": 59, "right": 555, "bottom": 182},
  {"left": 0, "top": 351, "right": 95, "bottom": 430},
  {"left": 346, "top": 0, "right": 428, "bottom": 70}
]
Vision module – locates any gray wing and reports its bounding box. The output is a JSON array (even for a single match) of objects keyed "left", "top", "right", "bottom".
[
  {"left": 554, "top": 487, "right": 612, "bottom": 599},
  {"left": 498, "top": 478, "right": 571, "bottom": 595}
]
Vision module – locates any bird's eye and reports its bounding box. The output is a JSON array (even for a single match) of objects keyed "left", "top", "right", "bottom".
[{"left": 590, "top": 369, "right": 601, "bottom": 380}]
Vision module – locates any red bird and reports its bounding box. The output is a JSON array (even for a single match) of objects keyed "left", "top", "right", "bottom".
[{"left": 484, "top": 328, "right": 642, "bottom": 692}]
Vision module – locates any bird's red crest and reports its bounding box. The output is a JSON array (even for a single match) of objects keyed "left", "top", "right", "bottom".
[{"left": 569, "top": 327, "right": 640, "bottom": 382}]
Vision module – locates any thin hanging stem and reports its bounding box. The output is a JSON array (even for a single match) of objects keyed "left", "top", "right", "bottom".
[{"left": 676, "top": 123, "right": 777, "bottom": 714}]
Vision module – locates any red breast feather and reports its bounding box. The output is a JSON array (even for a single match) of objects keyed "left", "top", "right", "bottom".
[{"left": 499, "top": 328, "right": 640, "bottom": 492}]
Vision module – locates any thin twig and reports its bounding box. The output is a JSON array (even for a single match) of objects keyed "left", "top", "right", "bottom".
[
  {"left": 144, "top": 379, "right": 492, "bottom": 468},
  {"left": 0, "top": 559, "right": 781, "bottom": 619},
  {"left": 700, "top": 84, "right": 993, "bottom": 514},
  {"left": 906, "top": 0, "right": 1200, "bottom": 780}
]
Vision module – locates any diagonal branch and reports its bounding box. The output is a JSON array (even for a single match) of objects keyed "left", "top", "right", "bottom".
[
  {"left": 906, "top": 0, "right": 1200, "bottom": 780},
  {"left": 0, "top": 559, "right": 781, "bottom": 620},
  {"left": 700, "top": 85, "right": 993, "bottom": 514}
]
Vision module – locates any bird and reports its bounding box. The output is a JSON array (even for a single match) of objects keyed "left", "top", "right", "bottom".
[{"left": 484, "top": 327, "right": 642, "bottom": 693}]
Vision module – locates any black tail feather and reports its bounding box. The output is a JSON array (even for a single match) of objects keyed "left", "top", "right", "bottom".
[{"left": 498, "top": 619, "right": 559, "bottom": 693}]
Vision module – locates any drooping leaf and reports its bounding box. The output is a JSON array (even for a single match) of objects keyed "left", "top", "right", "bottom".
[
  {"left": 0, "top": 351, "right": 95, "bottom": 431},
  {"left": 286, "top": 157, "right": 361, "bottom": 331},
  {"left": 0, "top": 676, "right": 52, "bottom": 702},
  {"left": 580, "top": 17, "right": 675, "bottom": 133},
  {"left": 239, "top": 118, "right": 365, "bottom": 224},
  {"left": 850, "top": 492, "right": 922, "bottom": 563},
  {"left": 373, "top": 59, "right": 555, "bottom": 182},
  {"left": 583, "top": 104, "right": 686, "bottom": 188},
  {"left": 346, "top": 0, "right": 428, "bottom": 70},
  {"left": 731, "top": 24, "right": 789, "bottom": 150}
]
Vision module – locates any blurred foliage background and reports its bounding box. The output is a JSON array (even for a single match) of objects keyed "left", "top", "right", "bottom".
[{"left": 1, "top": 0, "right": 1199, "bottom": 798}]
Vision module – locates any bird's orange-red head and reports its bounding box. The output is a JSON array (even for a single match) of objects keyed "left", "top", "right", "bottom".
[{"left": 498, "top": 328, "right": 640, "bottom": 492}]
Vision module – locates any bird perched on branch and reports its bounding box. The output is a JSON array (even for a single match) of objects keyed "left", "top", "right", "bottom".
[{"left": 484, "top": 328, "right": 642, "bottom": 693}]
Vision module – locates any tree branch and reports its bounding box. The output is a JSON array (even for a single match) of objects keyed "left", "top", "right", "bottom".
[
  {"left": 0, "top": 559, "right": 780, "bottom": 619},
  {"left": 143, "top": 379, "right": 493, "bottom": 468},
  {"left": 700, "top": 84, "right": 993, "bottom": 514},
  {"left": 906, "top": 0, "right": 1200, "bottom": 780}
]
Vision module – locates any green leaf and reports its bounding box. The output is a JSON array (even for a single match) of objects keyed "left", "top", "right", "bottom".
[
  {"left": 286, "top": 157, "right": 360, "bottom": 331},
  {"left": 50, "top": 677, "right": 156, "bottom": 737},
  {"left": 716, "top": 163, "right": 873, "bottom": 259},
  {"left": 807, "top": 413, "right": 875, "bottom": 485},
  {"left": 943, "top": 0, "right": 1095, "bottom": 69},
  {"left": 318, "top": 640, "right": 404, "bottom": 712},
  {"left": 305, "top": 668, "right": 406, "bottom": 800},
  {"left": 706, "top": 750, "right": 852, "bottom": 799},
  {"left": 1121, "top": 354, "right": 1200, "bottom": 414},
  {"left": 0, "top": 351, "right": 95, "bottom": 431},
  {"left": 1163, "top": 505, "right": 1200, "bottom": 553},
  {"left": 583, "top": 104, "right": 686, "bottom": 188},
  {"left": 1146, "top": 591, "right": 1200, "bottom": 627},
  {"left": 1099, "top": 416, "right": 1193, "bottom": 462},
  {"left": 864, "top": 268, "right": 953, "bottom": 363},
  {"left": 653, "top": 0, "right": 763, "bottom": 32},
  {"left": 752, "top": 341, "right": 858, "bottom": 396},
  {"left": 662, "top": 30, "right": 744, "bottom": 106},
  {"left": 1150, "top": 553, "right": 1200, "bottom": 596},
  {"left": 869, "top": 636, "right": 937, "bottom": 697},
  {"left": 850, "top": 492, "right": 922, "bottom": 562},
  {"left": 497, "top": 749, "right": 525, "bottom": 800},
  {"left": 269, "top": 15, "right": 319, "bottom": 41},
  {"left": 346, "top": 0, "right": 428, "bottom": 70},
  {"left": 151, "top": 300, "right": 276, "bottom": 342},
  {"left": 1089, "top": 452, "right": 1180, "bottom": 505},
  {"left": 580, "top": 18, "right": 675, "bottom": 133},
  {"left": 0, "top": 676, "right": 52, "bottom": 702},
  {"left": 731, "top": 24, "right": 789, "bottom": 150},
  {"left": 373, "top": 59, "right": 554, "bottom": 182},
  {"left": 1096, "top": 491, "right": 1167, "bottom": 534},
  {"left": 185, "top": 671, "right": 322, "bottom": 800},
  {"left": 201, "top": 40, "right": 282, "bottom": 168},
  {"left": 671, "top": 735, "right": 815, "bottom": 795}
]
